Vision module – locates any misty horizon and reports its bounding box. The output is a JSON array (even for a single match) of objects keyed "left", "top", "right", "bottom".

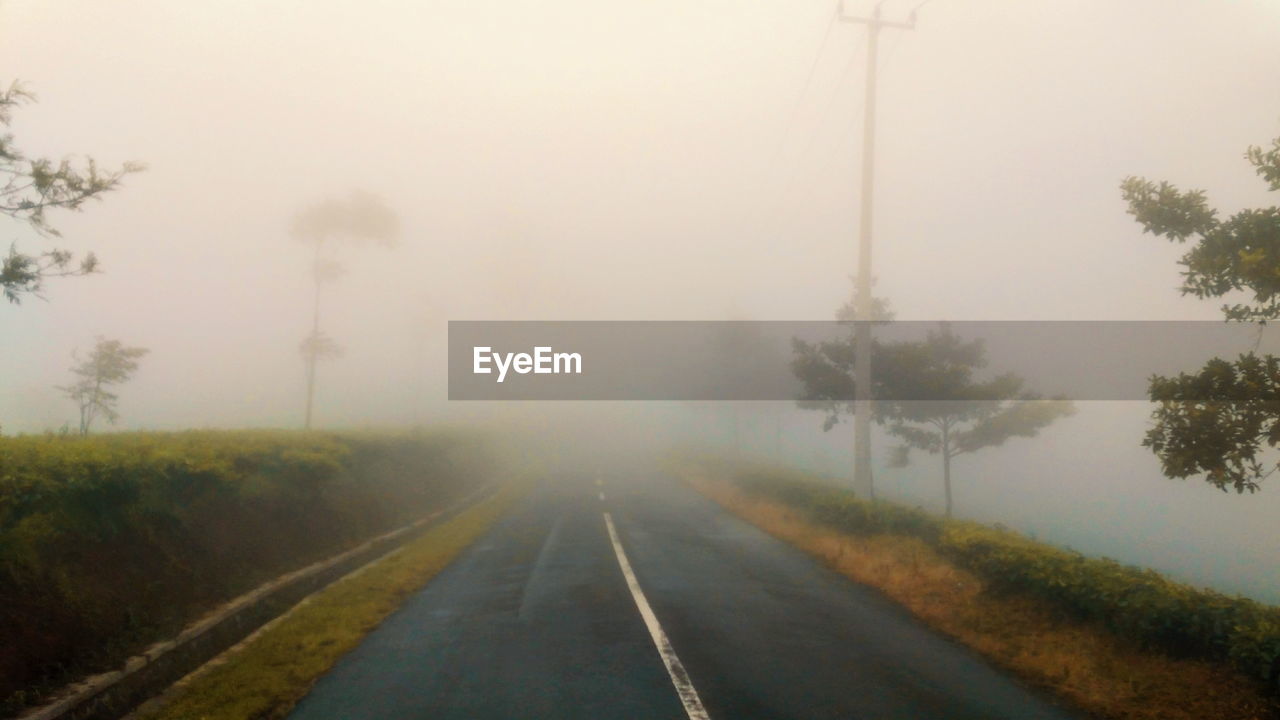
[{"left": 3, "top": 0, "right": 1280, "bottom": 615}]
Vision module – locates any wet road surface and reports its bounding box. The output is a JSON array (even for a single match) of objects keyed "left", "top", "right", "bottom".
[{"left": 288, "top": 473, "right": 1086, "bottom": 720}]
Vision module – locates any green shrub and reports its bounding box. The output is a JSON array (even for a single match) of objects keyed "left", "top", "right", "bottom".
[
  {"left": 735, "top": 469, "right": 943, "bottom": 541},
  {"left": 937, "top": 522, "right": 1277, "bottom": 664}
]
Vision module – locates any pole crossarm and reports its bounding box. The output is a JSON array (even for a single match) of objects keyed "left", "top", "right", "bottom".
[{"left": 837, "top": 1, "right": 919, "bottom": 29}]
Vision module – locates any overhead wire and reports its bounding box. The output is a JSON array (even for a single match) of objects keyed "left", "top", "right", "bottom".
[
  {"left": 768, "top": 0, "right": 931, "bottom": 217},
  {"left": 792, "top": 34, "right": 865, "bottom": 179},
  {"left": 770, "top": 31, "right": 866, "bottom": 213},
  {"left": 764, "top": 3, "right": 843, "bottom": 177}
]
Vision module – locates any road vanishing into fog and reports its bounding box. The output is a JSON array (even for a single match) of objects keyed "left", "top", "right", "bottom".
[{"left": 287, "top": 473, "right": 1086, "bottom": 720}]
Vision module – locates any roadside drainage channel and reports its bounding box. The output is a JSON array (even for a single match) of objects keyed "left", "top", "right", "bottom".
[{"left": 14, "top": 483, "right": 500, "bottom": 720}]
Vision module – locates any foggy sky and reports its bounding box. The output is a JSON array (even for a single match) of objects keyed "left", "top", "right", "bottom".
[
  {"left": 3, "top": 1, "right": 1280, "bottom": 601},
  {"left": 3, "top": 0, "right": 1279, "bottom": 429}
]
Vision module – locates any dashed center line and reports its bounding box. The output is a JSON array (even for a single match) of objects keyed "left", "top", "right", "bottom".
[{"left": 603, "top": 512, "right": 711, "bottom": 720}]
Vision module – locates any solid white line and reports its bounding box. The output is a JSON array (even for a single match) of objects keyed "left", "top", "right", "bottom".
[{"left": 603, "top": 512, "right": 711, "bottom": 720}]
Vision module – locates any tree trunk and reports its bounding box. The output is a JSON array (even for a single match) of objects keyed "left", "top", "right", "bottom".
[
  {"left": 942, "top": 421, "right": 953, "bottom": 518},
  {"left": 303, "top": 352, "right": 317, "bottom": 430},
  {"left": 83, "top": 375, "right": 102, "bottom": 436},
  {"left": 774, "top": 409, "right": 782, "bottom": 459},
  {"left": 304, "top": 240, "right": 323, "bottom": 430},
  {"left": 732, "top": 406, "right": 741, "bottom": 458}
]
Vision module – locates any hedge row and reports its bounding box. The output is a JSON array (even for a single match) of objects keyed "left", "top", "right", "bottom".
[
  {"left": 0, "top": 429, "right": 493, "bottom": 715},
  {"left": 731, "top": 467, "right": 1280, "bottom": 689}
]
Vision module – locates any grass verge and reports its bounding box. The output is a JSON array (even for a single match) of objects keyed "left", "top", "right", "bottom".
[
  {"left": 681, "top": 468, "right": 1279, "bottom": 720},
  {"left": 135, "top": 484, "right": 521, "bottom": 720}
]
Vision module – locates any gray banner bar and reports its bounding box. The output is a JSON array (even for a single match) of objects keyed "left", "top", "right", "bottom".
[{"left": 447, "top": 321, "right": 1280, "bottom": 401}]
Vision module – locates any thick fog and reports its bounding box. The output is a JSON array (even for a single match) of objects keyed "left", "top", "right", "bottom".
[{"left": 3, "top": 1, "right": 1280, "bottom": 601}]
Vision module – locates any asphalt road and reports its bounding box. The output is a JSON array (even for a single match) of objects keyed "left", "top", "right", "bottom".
[{"left": 287, "top": 473, "right": 1087, "bottom": 720}]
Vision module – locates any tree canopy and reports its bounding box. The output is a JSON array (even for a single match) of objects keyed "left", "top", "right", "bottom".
[
  {"left": 1121, "top": 135, "right": 1280, "bottom": 322},
  {"left": 1122, "top": 130, "right": 1280, "bottom": 492},
  {"left": 291, "top": 191, "right": 400, "bottom": 247},
  {"left": 1, "top": 81, "right": 142, "bottom": 303}
]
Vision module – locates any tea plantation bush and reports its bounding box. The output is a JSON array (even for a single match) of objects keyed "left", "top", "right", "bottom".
[
  {"left": 0, "top": 429, "right": 493, "bottom": 714},
  {"left": 728, "top": 467, "right": 1280, "bottom": 690}
]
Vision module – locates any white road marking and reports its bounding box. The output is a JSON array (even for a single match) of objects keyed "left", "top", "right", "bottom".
[
  {"left": 603, "top": 512, "right": 711, "bottom": 720},
  {"left": 599, "top": 491, "right": 606, "bottom": 502}
]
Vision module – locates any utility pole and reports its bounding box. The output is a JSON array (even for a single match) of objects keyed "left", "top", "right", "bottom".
[{"left": 840, "top": 1, "right": 916, "bottom": 499}]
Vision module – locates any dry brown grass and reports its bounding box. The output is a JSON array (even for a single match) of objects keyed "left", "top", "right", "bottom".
[{"left": 691, "top": 476, "right": 1280, "bottom": 720}]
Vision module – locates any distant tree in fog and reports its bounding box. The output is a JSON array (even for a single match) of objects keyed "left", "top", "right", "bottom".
[
  {"left": 835, "top": 276, "right": 895, "bottom": 324},
  {"left": 794, "top": 322, "right": 1073, "bottom": 518},
  {"left": 58, "top": 337, "right": 148, "bottom": 435},
  {"left": 0, "top": 81, "right": 143, "bottom": 304},
  {"left": 1122, "top": 130, "right": 1280, "bottom": 492},
  {"left": 292, "top": 191, "right": 398, "bottom": 429},
  {"left": 790, "top": 285, "right": 894, "bottom": 433},
  {"left": 873, "top": 324, "right": 1073, "bottom": 518}
]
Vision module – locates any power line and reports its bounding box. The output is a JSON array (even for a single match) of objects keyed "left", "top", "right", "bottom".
[
  {"left": 768, "top": 2, "right": 925, "bottom": 217},
  {"left": 909, "top": 0, "right": 935, "bottom": 18},
  {"left": 763, "top": 32, "right": 865, "bottom": 219},
  {"left": 765, "top": 3, "right": 842, "bottom": 175},
  {"left": 879, "top": 23, "right": 907, "bottom": 71},
  {"left": 791, "top": 34, "right": 865, "bottom": 181}
]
